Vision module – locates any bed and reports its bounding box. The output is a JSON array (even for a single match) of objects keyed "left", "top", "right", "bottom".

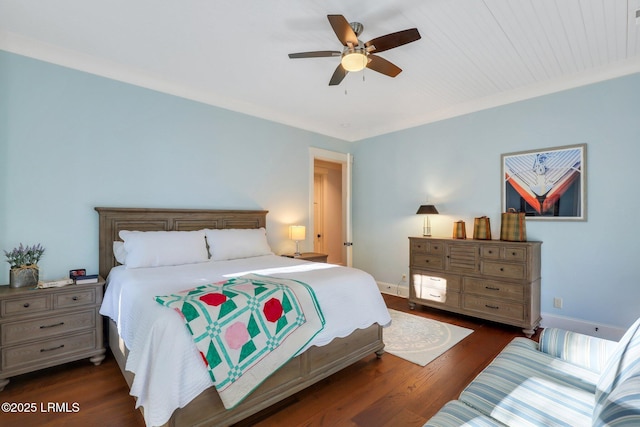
[{"left": 95, "top": 207, "right": 390, "bottom": 427}]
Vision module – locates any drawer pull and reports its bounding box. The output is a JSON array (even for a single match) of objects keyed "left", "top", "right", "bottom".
[
  {"left": 72, "top": 296, "right": 79, "bottom": 301},
  {"left": 488, "top": 250, "right": 493, "bottom": 254},
  {"left": 499, "top": 267, "right": 504, "bottom": 271},
  {"left": 40, "top": 344, "right": 64, "bottom": 353},
  {"left": 512, "top": 252, "right": 517, "bottom": 256},
  {"left": 485, "top": 304, "right": 499, "bottom": 310},
  {"left": 23, "top": 303, "right": 30, "bottom": 308},
  {"left": 428, "top": 294, "right": 441, "bottom": 299},
  {"left": 485, "top": 286, "right": 500, "bottom": 291},
  {"left": 40, "top": 322, "right": 64, "bottom": 329}
]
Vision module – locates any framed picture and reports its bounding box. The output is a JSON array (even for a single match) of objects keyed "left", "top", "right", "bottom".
[{"left": 501, "top": 144, "right": 586, "bottom": 221}]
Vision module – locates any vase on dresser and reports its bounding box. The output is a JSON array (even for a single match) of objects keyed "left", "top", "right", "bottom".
[{"left": 9, "top": 266, "right": 39, "bottom": 288}]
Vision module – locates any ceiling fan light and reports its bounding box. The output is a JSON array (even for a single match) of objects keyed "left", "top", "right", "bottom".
[{"left": 341, "top": 52, "right": 367, "bottom": 72}]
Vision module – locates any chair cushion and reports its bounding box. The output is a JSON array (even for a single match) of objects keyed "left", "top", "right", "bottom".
[
  {"left": 424, "top": 400, "right": 507, "bottom": 427},
  {"left": 459, "top": 338, "right": 598, "bottom": 427},
  {"left": 593, "top": 318, "right": 640, "bottom": 425}
]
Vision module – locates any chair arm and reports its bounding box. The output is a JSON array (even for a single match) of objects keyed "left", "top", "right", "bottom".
[{"left": 539, "top": 328, "right": 618, "bottom": 373}]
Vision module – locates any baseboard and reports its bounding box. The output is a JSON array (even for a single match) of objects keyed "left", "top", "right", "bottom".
[
  {"left": 377, "top": 281, "right": 409, "bottom": 298},
  {"left": 541, "top": 312, "right": 626, "bottom": 341}
]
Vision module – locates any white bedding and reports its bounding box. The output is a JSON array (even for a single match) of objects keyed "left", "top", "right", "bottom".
[{"left": 99, "top": 254, "right": 391, "bottom": 427}]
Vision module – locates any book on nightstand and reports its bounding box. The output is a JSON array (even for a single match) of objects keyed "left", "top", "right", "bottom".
[
  {"left": 74, "top": 274, "right": 99, "bottom": 284},
  {"left": 38, "top": 278, "right": 74, "bottom": 288}
]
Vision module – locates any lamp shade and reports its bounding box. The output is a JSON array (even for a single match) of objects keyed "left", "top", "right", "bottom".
[
  {"left": 289, "top": 225, "right": 306, "bottom": 241},
  {"left": 416, "top": 205, "right": 439, "bottom": 215}
]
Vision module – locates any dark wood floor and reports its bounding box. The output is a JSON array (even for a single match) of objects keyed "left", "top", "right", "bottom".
[{"left": 0, "top": 294, "right": 539, "bottom": 427}]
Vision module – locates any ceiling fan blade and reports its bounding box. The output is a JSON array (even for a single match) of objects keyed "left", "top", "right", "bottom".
[
  {"left": 366, "top": 55, "right": 402, "bottom": 77},
  {"left": 288, "top": 51, "right": 341, "bottom": 59},
  {"left": 329, "top": 64, "right": 348, "bottom": 86},
  {"left": 327, "top": 14, "right": 358, "bottom": 46},
  {"left": 365, "top": 28, "right": 421, "bottom": 53}
]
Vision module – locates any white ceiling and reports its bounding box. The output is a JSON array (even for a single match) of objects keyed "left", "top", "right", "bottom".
[{"left": 2, "top": 0, "right": 640, "bottom": 142}]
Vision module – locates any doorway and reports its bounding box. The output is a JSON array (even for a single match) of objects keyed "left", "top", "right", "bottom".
[
  {"left": 308, "top": 148, "right": 352, "bottom": 266},
  {"left": 314, "top": 159, "right": 343, "bottom": 264}
]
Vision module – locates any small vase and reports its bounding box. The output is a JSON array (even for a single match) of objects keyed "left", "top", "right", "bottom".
[{"left": 9, "top": 267, "right": 39, "bottom": 288}]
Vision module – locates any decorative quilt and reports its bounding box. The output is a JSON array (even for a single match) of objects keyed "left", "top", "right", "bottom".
[{"left": 155, "top": 274, "right": 324, "bottom": 409}]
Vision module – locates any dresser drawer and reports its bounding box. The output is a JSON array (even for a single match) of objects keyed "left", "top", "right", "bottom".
[
  {"left": 410, "top": 240, "right": 444, "bottom": 255},
  {"left": 2, "top": 310, "right": 96, "bottom": 346},
  {"left": 411, "top": 271, "right": 461, "bottom": 292},
  {"left": 2, "top": 330, "right": 97, "bottom": 371},
  {"left": 411, "top": 254, "right": 444, "bottom": 270},
  {"left": 480, "top": 261, "right": 525, "bottom": 280},
  {"left": 414, "top": 290, "right": 460, "bottom": 309},
  {"left": 463, "top": 278, "right": 524, "bottom": 301},
  {"left": 55, "top": 289, "right": 96, "bottom": 309},
  {"left": 480, "top": 245, "right": 501, "bottom": 259},
  {"left": 463, "top": 295, "right": 524, "bottom": 321},
  {"left": 1, "top": 295, "right": 51, "bottom": 318}
]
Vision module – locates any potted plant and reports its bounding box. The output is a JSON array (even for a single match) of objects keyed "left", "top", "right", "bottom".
[{"left": 4, "top": 243, "right": 45, "bottom": 288}]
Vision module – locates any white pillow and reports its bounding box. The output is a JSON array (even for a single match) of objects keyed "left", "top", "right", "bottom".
[
  {"left": 205, "top": 228, "right": 273, "bottom": 261},
  {"left": 118, "top": 230, "right": 208, "bottom": 268},
  {"left": 113, "top": 241, "right": 127, "bottom": 264}
]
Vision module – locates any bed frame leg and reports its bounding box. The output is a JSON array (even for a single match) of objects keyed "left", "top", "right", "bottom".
[{"left": 375, "top": 348, "right": 385, "bottom": 359}]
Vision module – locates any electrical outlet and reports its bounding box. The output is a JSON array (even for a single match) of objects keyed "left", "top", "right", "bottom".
[{"left": 553, "top": 297, "right": 563, "bottom": 309}]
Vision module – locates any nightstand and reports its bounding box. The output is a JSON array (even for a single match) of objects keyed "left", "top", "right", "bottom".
[
  {"left": 0, "top": 278, "right": 106, "bottom": 391},
  {"left": 282, "top": 252, "right": 328, "bottom": 263}
]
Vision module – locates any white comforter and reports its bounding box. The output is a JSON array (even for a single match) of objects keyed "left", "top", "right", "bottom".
[{"left": 99, "top": 255, "right": 391, "bottom": 427}]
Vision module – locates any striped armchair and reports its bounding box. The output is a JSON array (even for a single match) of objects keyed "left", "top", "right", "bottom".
[{"left": 425, "top": 318, "right": 640, "bottom": 427}]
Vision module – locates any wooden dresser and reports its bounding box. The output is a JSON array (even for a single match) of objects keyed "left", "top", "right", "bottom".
[
  {"left": 0, "top": 280, "right": 106, "bottom": 391},
  {"left": 409, "top": 237, "right": 542, "bottom": 337}
]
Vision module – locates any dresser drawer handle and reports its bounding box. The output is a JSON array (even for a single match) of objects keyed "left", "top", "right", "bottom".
[
  {"left": 72, "top": 296, "right": 79, "bottom": 301},
  {"left": 485, "top": 286, "right": 500, "bottom": 291},
  {"left": 40, "top": 344, "right": 64, "bottom": 352},
  {"left": 428, "top": 294, "right": 441, "bottom": 299},
  {"left": 499, "top": 267, "right": 504, "bottom": 272},
  {"left": 488, "top": 250, "right": 493, "bottom": 254},
  {"left": 23, "top": 303, "right": 30, "bottom": 308},
  {"left": 511, "top": 252, "right": 517, "bottom": 256},
  {"left": 485, "top": 304, "right": 499, "bottom": 310},
  {"left": 40, "top": 322, "right": 64, "bottom": 329}
]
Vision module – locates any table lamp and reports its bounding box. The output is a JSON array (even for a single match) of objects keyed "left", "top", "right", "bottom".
[
  {"left": 416, "top": 205, "right": 439, "bottom": 236},
  {"left": 289, "top": 225, "right": 306, "bottom": 257}
]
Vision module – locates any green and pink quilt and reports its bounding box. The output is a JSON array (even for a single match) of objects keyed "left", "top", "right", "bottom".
[{"left": 155, "top": 274, "right": 324, "bottom": 408}]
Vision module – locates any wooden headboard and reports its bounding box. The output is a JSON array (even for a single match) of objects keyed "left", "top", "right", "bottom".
[{"left": 95, "top": 207, "right": 268, "bottom": 279}]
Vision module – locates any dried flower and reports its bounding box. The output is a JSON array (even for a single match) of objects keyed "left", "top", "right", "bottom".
[{"left": 4, "top": 243, "right": 45, "bottom": 269}]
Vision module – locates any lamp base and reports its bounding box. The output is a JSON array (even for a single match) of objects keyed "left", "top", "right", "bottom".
[
  {"left": 294, "top": 241, "right": 301, "bottom": 257},
  {"left": 423, "top": 216, "right": 432, "bottom": 237}
]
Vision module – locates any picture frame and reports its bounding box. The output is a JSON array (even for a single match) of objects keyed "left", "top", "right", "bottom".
[{"left": 501, "top": 144, "right": 586, "bottom": 221}]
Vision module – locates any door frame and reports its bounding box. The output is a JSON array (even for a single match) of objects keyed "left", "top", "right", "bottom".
[{"left": 308, "top": 147, "right": 353, "bottom": 266}]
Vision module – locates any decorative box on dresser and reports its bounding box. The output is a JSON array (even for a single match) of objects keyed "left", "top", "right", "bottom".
[
  {"left": 0, "top": 279, "right": 106, "bottom": 391},
  {"left": 409, "top": 237, "right": 542, "bottom": 337}
]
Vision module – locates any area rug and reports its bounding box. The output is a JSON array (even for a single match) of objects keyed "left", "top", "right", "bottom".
[{"left": 384, "top": 309, "right": 473, "bottom": 366}]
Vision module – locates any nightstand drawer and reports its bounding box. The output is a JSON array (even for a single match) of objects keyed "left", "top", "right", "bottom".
[
  {"left": 2, "top": 310, "right": 96, "bottom": 345},
  {"left": 1, "top": 295, "right": 51, "bottom": 318},
  {"left": 55, "top": 289, "right": 96, "bottom": 309},
  {"left": 2, "top": 330, "right": 97, "bottom": 370}
]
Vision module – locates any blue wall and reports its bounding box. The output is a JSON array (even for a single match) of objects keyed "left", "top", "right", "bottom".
[
  {"left": 2, "top": 50, "right": 639, "bottom": 331},
  {"left": 352, "top": 72, "right": 640, "bottom": 330},
  {"left": 0, "top": 51, "right": 346, "bottom": 279}
]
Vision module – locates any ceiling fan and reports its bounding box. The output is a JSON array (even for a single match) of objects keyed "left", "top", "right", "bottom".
[{"left": 288, "top": 14, "right": 421, "bottom": 86}]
